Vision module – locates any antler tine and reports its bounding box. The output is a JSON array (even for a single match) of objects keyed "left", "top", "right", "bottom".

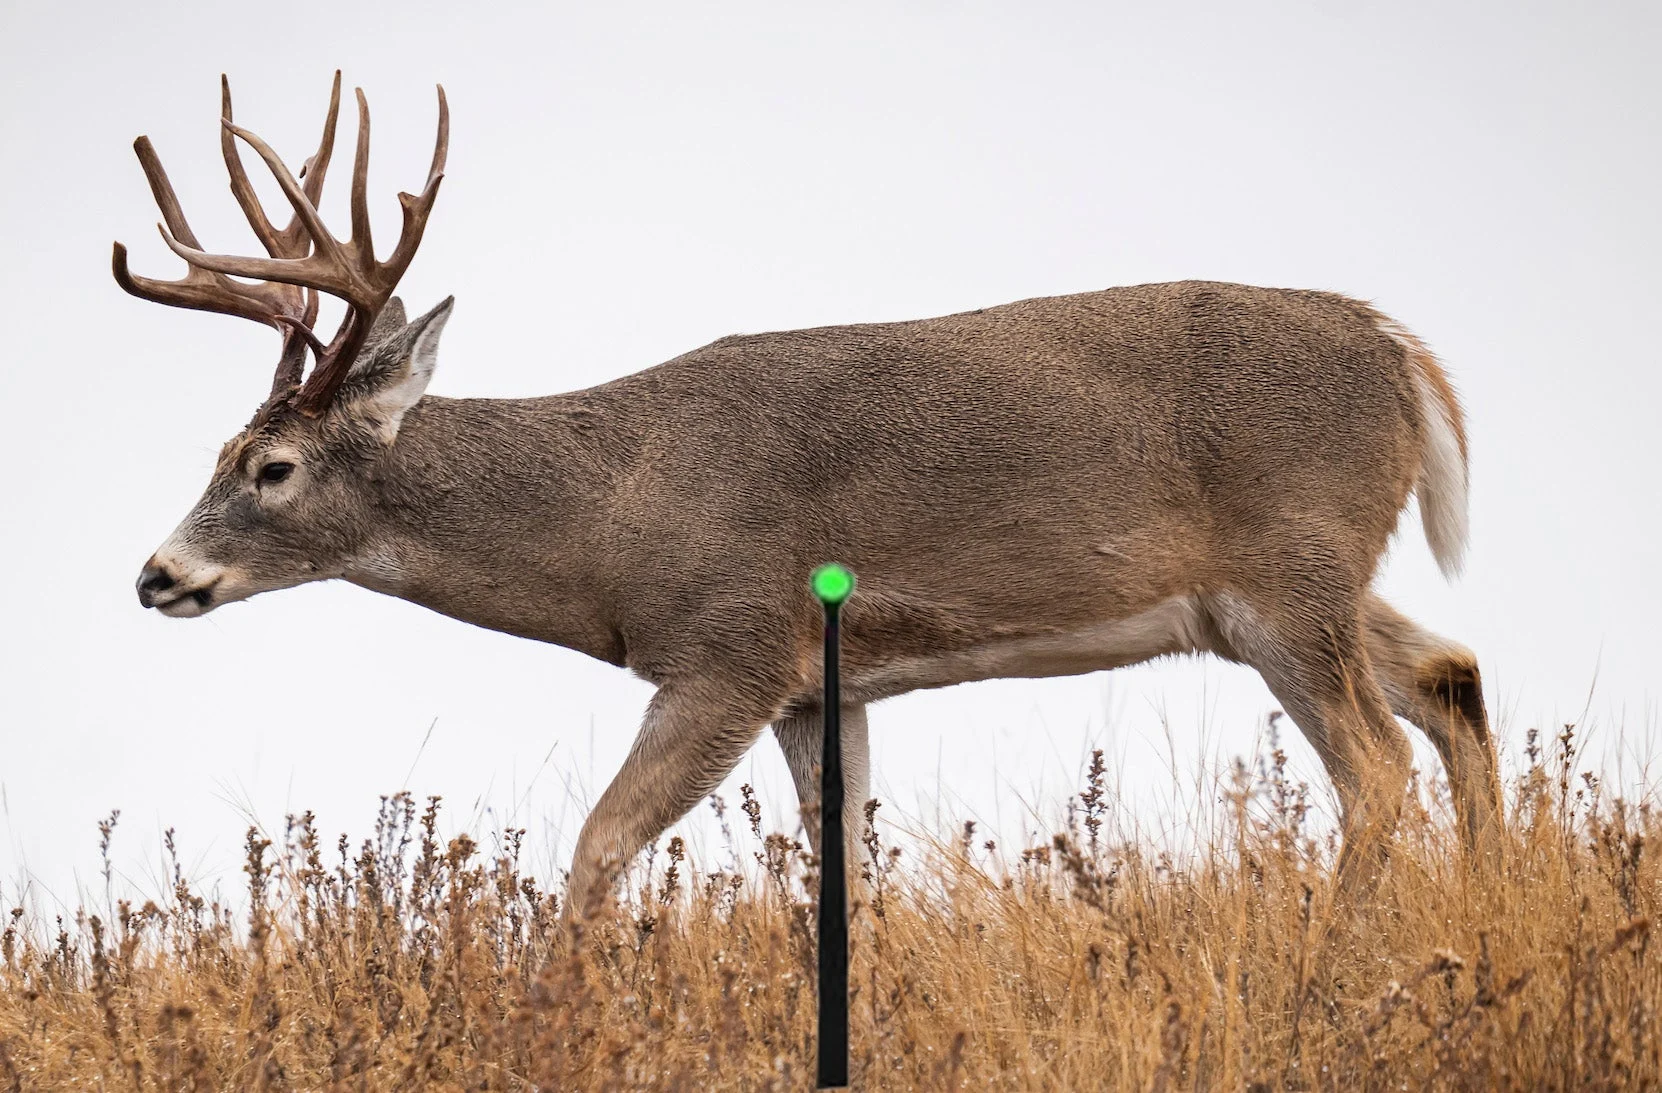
[
  {"left": 221, "top": 72, "right": 341, "bottom": 260},
  {"left": 385, "top": 85, "right": 449, "bottom": 276},
  {"left": 293, "top": 76, "right": 341, "bottom": 242},
  {"left": 270, "top": 307, "right": 326, "bottom": 394},
  {"left": 292, "top": 84, "right": 449, "bottom": 415},
  {"left": 113, "top": 137, "right": 305, "bottom": 326},
  {"left": 132, "top": 136, "right": 205, "bottom": 252},
  {"left": 112, "top": 240, "right": 273, "bottom": 324},
  {"left": 221, "top": 77, "right": 282, "bottom": 257},
  {"left": 350, "top": 88, "right": 374, "bottom": 268}
]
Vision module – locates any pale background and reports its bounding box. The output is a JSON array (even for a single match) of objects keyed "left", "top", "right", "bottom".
[{"left": 1, "top": 1, "right": 1657, "bottom": 911}]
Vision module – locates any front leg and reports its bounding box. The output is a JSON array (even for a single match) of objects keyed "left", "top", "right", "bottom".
[{"left": 568, "top": 680, "right": 776, "bottom": 918}]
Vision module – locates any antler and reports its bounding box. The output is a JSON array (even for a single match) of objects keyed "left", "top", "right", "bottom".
[
  {"left": 113, "top": 74, "right": 338, "bottom": 394},
  {"left": 113, "top": 74, "right": 448, "bottom": 414}
]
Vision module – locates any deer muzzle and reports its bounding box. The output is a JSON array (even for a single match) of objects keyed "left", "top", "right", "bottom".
[{"left": 136, "top": 554, "right": 225, "bottom": 617}]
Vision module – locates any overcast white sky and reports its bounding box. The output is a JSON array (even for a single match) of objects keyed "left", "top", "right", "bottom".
[{"left": 1, "top": 1, "right": 1658, "bottom": 910}]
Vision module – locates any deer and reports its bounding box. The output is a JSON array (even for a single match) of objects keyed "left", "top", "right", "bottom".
[{"left": 119, "top": 75, "right": 1501, "bottom": 917}]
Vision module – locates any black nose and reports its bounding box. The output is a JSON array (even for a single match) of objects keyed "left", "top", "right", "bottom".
[{"left": 137, "top": 563, "right": 176, "bottom": 607}]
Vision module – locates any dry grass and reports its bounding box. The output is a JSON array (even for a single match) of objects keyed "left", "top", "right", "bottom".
[{"left": 1, "top": 724, "right": 1657, "bottom": 1091}]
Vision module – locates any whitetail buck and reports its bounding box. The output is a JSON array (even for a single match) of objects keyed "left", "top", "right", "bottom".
[{"left": 121, "top": 75, "right": 1500, "bottom": 915}]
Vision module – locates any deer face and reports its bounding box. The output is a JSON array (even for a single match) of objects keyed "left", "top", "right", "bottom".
[
  {"left": 114, "top": 73, "right": 449, "bottom": 616},
  {"left": 136, "top": 300, "right": 451, "bottom": 617}
]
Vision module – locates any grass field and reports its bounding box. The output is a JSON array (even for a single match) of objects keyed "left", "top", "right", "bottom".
[{"left": 0, "top": 724, "right": 1656, "bottom": 1091}]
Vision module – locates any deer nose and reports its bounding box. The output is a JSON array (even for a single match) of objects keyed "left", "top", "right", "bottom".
[{"left": 136, "top": 561, "right": 177, "bottom": 607}]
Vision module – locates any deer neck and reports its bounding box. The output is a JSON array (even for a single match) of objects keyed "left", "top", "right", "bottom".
[{"left": 345, "top": 394, "right": 629, "bottom": 667}]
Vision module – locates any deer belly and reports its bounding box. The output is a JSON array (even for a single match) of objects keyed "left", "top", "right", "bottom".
[{"left": 849, "top": 595, "right": 1208, "bottom": 700}]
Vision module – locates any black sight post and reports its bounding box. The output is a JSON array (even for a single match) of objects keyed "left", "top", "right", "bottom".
[{"left": 811, "top": 563, "right": 854, "bottom": 1090}]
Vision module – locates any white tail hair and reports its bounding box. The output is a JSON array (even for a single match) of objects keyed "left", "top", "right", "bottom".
[{"left": 1378, "top": 319, "right": 1470, "bottom": 577}]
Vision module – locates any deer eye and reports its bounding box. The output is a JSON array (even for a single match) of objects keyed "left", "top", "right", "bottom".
[{"left": 258, "top": 462, "right": 295, "bottom": 485}]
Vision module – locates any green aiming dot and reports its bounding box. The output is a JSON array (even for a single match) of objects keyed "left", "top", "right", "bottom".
[{"left": 811, "top": 563, "right": 856, "bottom": 606}]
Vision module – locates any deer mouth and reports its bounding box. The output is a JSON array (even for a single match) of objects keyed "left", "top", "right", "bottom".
[{"left": 150, "top": 579, "right": 221, "bottom": 618}]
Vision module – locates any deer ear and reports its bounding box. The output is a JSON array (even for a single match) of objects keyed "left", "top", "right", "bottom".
[
  {"left": 352, "top": 296, "right": 454, "bottom": 441},
  {"left": 365, "top": 297, "right": 409, "bottom": 347}
]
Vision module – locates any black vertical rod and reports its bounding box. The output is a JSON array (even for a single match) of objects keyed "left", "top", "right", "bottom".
[{"left": 815, "top": 572, "right": 850, "bottom": 1089}]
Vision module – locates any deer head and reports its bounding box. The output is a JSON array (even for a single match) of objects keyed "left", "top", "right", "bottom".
[{"left": 120, "top": 74, "right": 451, "bottom": 616}]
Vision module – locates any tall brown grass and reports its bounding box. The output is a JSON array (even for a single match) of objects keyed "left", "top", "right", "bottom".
[{"left": 1, "top": 723, "right": 1656, "bottom": 1091}]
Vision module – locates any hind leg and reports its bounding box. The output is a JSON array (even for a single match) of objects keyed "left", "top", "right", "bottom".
[
  {"left": 1362, "top": 592, "right": 1502, "bottom": 859},
  {"left": 1212, "top": 592, "right": 1413, "bottom": 895},
  {"left": 773, "top": 702, "right": 872, "bottom": 857}
]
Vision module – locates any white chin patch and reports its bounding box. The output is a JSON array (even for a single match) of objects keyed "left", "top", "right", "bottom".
[{"left": 155, "top": 590, "right": 217, "bottom": 618}]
